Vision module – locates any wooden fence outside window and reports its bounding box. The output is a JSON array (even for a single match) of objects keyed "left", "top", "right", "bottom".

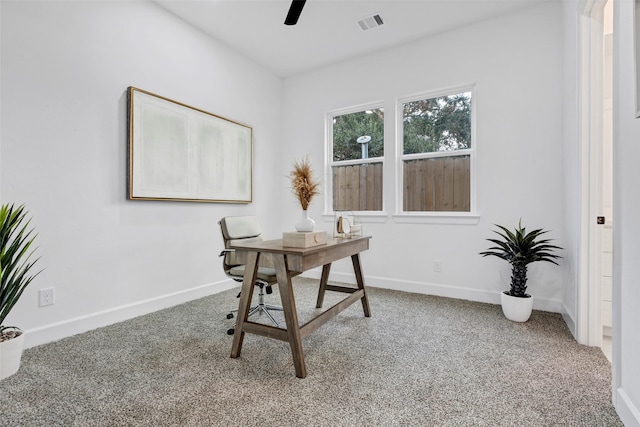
[
  {"left": 331, "top": 156, "right": 469, "bottom": 212},
  {"left": 332, "top": 162, "right": 383, "bottom": 211},
  {"left": 403, "top": 156, "right": 470, "bottom": 212}
]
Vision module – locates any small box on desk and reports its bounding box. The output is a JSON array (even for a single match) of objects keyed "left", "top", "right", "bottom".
[{"left": 282, "top": 230, "right": 327, "bottom": 248}]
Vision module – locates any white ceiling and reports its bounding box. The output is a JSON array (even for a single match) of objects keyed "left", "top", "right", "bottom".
[{"left": 156, "top": 0, "right": 550, "bottom": 78}]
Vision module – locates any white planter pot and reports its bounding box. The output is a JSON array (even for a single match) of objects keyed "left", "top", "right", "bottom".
[
  {"left": 500, "top": 291, "right": 533, "bottom": 322},
  {"left": 0, "top": 329, "right": 25, "bottom": 380}
]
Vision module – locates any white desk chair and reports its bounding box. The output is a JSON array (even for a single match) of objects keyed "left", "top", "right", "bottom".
[{"left": 219, "top": 216, "right": 283, "bottom": 335}]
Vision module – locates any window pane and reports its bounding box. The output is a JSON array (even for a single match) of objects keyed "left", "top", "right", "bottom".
[
  {"left": 403, "top": 93, "right": 471, "bottom": 155},
  {"left": 332, "top": 108, "right": 384, "bottom": 162},
  {"left": 403, "top": 155, "right": 470, "bottom": 212},
  {"left": 332, "top": 162, "right": 383, "bottom": 211}
]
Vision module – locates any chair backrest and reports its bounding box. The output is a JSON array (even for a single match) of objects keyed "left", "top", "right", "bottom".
[{"left": 219, "top": 216, "right": 264, "bottom": 270}]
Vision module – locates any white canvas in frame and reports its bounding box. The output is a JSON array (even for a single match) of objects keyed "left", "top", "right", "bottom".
[{"left": 127, "top": 87, "right": 252, "bottom": 203}]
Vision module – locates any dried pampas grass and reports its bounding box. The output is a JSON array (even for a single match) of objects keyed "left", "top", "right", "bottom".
[{"left": 290, "top": 156, "right": 320, "bottom": 210}]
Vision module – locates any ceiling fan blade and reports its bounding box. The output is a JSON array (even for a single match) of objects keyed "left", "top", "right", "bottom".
[{"left": 284, "top": 0, "right": 307, "bottom": 26}]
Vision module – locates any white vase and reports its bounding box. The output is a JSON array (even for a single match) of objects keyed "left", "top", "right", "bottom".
[
  {"left": 0, "top": 329, "right": 25, "bottom": 380},
  {"left": 295, "top": 210, "right": 315, "bottom": 232},
  {"left": 500, "top": 291, "right": 533, "bottom": 322}
]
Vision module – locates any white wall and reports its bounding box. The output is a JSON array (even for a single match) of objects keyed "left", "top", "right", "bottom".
[
  {"left": 281, "top": 3, "right": 566, "bottom": 310},
  {"left": 0, "top": 0, "right": 283, "bottom": 348},
  {"left": 612, "top": 0, "right": 640, "bottom": 424}
]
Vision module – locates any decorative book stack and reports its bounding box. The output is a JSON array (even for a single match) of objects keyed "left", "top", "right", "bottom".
[{"left": 282, "top": 230, "right": 328, "bottom": 248}]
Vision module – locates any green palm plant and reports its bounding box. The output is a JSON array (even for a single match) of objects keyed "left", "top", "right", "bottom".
[
  {"left": 1, "top": 203, "right": 41, "bottom": 341},
  {"left": 479, "top": 220, "right": 562, "bottom": 298}
]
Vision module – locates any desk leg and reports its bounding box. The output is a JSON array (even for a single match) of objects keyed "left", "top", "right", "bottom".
[
  {"left": 274, "top": 254, "right": 307, "bottom": 378},
  {"left": 230, "top": 251, "right": 259, "bottom": 358},
  {"left": 351, "top": 253, "right": 371, "bottom": 317},
  {"left": 315, "top": 263, "right": 332, "bottom": 308}
]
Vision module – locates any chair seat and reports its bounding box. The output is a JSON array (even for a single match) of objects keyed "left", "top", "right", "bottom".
[{"left": 229, "top": 265, "right": 278, "bottom": 283}]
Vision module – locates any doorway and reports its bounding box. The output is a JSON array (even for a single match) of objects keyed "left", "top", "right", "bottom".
[{"left": 578, "top": 0, "right": 614, "bottom": 357}]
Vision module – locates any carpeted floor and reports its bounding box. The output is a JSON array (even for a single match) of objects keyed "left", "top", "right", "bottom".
[{"left": 0, "top": 278, "right": 622, "bottom": 426}]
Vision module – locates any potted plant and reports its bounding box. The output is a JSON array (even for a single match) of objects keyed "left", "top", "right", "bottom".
[
  {"left": 480, "top": 220, "right": 562, "bottom": 322},
  {"left": 0, "top": 203, "right": 41, "bottom": 380},
  {"left": 290, "top": 155, "right": 320, "bottom": 232}
]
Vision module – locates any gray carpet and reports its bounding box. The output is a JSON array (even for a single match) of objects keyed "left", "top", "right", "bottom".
[{"left": 0, "top": 278, "right": 622, "bottom": 426}]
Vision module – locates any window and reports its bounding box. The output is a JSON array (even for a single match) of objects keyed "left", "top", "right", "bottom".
[
  {"left": 328, "top": 105, "right": 384, "bottom": 212},
  {"left": 399, "top": 89, "right": 473, "bottom": 212}
]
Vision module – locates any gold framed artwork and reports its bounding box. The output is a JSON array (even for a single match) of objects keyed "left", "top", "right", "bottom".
[{"left": 127, "top": 87, "right": 252, "bottom": 203}]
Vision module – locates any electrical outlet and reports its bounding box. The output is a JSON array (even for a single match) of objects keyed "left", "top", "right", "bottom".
[
  {"left": 39, "top": 288, "right": 55, "bottom": 307},
  {"left": 434, "top": 261, "right": 443, "bottom": 272}
]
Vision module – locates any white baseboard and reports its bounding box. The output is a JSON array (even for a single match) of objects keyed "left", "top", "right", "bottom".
[
  {"left": 300, "top": 270, "right": 564, "bottom": 313},
  {"left": 561, "top": 303, "right": 577, "bottom": 339},
  {"left": 23, "top": 280, "right": 238, "bottom": 350},
  {"left": 23, "top": 273, "right": 566, "bottom": 350},
  {"left": 616, "top": 387, "right": 640, "bottom": 427}
]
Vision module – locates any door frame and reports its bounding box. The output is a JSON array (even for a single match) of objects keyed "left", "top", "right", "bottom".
[{"left": 576, "top": 0, "right": 607, "bottom": 347}]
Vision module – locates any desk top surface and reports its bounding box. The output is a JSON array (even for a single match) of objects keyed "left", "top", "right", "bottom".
[{"left": 231, "top": 235, "right": 371, "bottom": 255}]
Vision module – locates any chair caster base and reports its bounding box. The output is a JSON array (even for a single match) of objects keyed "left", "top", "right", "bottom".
[
  {"left": 226, "top": 313, "right": 234, "bottom": 319},
  {"left": 227, "top": 328, "right": 235, "bottom": 335}
]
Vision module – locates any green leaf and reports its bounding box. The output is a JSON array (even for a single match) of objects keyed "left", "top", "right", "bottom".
[
  {"left": 0, "top": 203, "right": 42, "bottom": 328},
  {"left": 479, "top": 220, "right": 562, "bottom": 294}
]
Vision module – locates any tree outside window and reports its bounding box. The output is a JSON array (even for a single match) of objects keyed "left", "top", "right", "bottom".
[
  {"left": 329, "top": 107, "right": 384, "bottom": 211},
  {"left": 401, "top": 91, "right": 473, "bottom": 212},
  {"left": 333, "top": 109, "right": 384, "bottom": 161}
]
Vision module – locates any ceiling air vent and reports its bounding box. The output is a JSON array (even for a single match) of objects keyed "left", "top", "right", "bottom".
[{"left": 356, "top": 13, "right": 384, "bottom": 31}]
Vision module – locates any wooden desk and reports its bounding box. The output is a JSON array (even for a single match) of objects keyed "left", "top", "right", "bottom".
[{"left": 230, "top": 235, "right": 371, "bottom": 378}]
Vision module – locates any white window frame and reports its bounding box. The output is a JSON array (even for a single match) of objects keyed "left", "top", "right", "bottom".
[
  {"left": 324, "top": 101, "right": 386, "bottom": 217},
  {"left": 394, "top": 85, "right": 479, "bottom": 224}
]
